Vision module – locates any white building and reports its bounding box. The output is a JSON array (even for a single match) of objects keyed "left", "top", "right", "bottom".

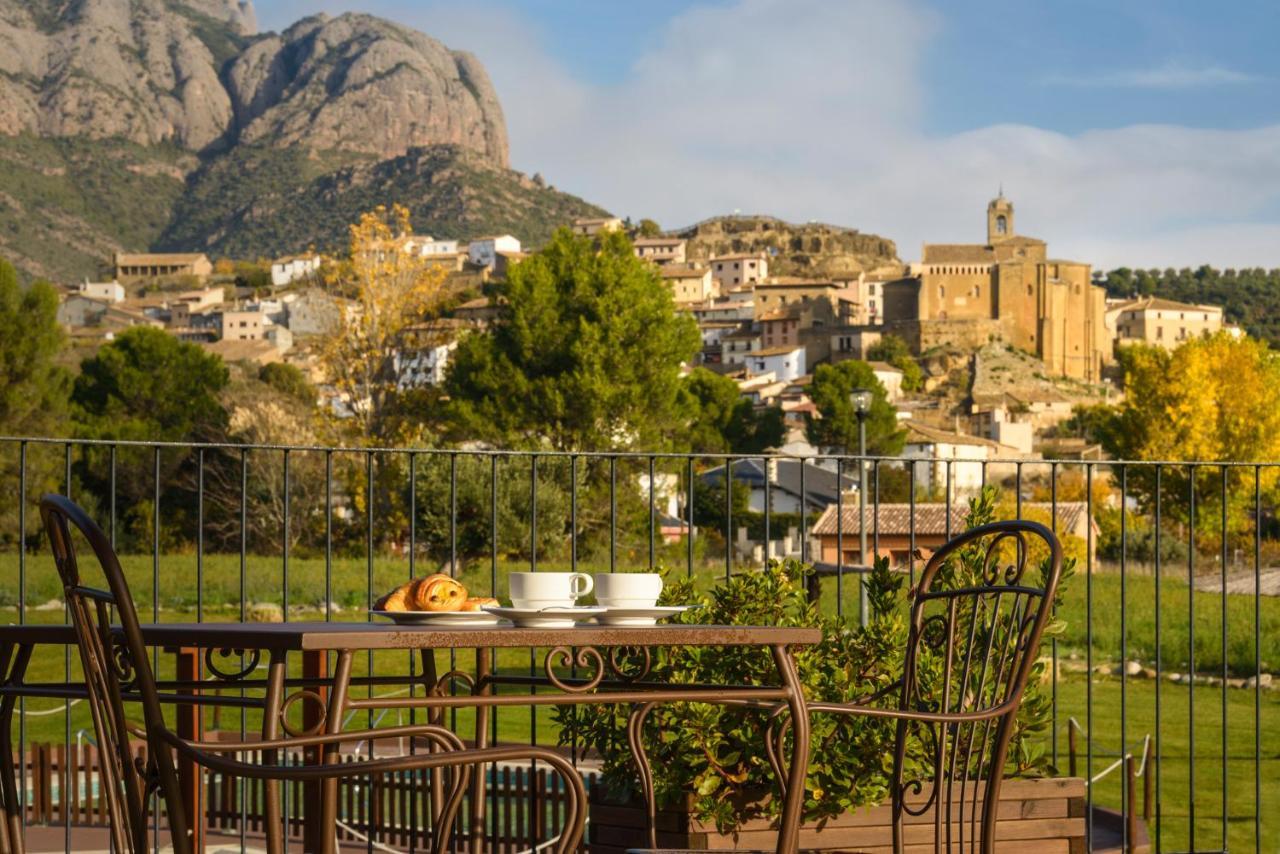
[
  {"left": 868, "top": 361, "right": 904, "bottom": 401},
  {"left": 270, "top": 255, "right": 322, "bottom": 287},
  {"left": 468, "top": 235, "right": 522, "bottom": 270},
  {"left": 395, "top": 340, "right": 459, "bottom": 388},
  {"left": 404, "top": 237, "right": 459, "bottom": 257},
  {"left": 634, "top": 238, "right": 687, "bottom": 266},
  {"left": 746, "top": 345, "right": 806, "bottom": 382},
  {"left": 901, "top": 420, "right": 1016, "bottom": 496},
  {"left": 77, "top": 280, "right": 125, "bottom": 303},
  {"left": 571, "top": 217, "right": 623, "bottom": 236}
]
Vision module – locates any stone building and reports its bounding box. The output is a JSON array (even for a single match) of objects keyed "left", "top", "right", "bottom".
[
  {"left": 1106, "top": 296, "right": 1225, "bottom": 350},
  {"left": 113, "top": 253, "right": 212, "bottom": 282},
  {"left": 887, "top": 195, "right": 1110, "bottom": 382}
]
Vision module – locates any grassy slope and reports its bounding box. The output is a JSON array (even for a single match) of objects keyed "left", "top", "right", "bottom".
[
  {"left": 0, "top": 135, "right": 192, "bottom": 281},
  {"left": 157, "top": 144, "right": 611, "bottom": 259}
]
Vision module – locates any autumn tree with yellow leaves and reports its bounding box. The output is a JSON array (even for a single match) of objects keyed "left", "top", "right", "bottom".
[
  {"left": 1092, "top": 333, "right": 1280, "bottom": 549},
  {"left": 320, "top": 204, "right": 450, "bottom": 444}
]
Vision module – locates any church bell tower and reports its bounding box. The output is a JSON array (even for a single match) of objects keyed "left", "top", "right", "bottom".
[{"left": 987, "top": 192, "right": 1014, "bottom": 244}]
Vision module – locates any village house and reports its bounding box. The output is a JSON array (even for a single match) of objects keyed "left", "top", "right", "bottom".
[
  {"left": 900, "top": 420, "right": 1019, "bottom": 496},
  {"left": 746, "top": 345, "right": 806, "bottom": 382},
  {"left": 722, "top": 325, "right": 762, "bottom": 366},
  {"left": 270, "top": 254, "right": 322, "bottom": 287},
  {"left": 752, "top": 277, "right": 842, "bottom": 319},
  {"left": 392, "top": 318, "right": 476, "bottom": 388},
  {"left": 452, "top": 297, "right": 502, "bottom": 325},
  {"left": 829, "top": 326, "right": 883, "bottom": 363},
  {"left": 76, "top": 280, "right": 125, "bottom": 303},
  {"left": 218, "top": 309, "right": 269, "bottom": 342},
  {"left": 403, "top": 237, "right": 459, "bottom": 257},
  {"left": 493, "top": 250, "right": 527, "bottom": 280},
  {"left": 202, "top": 338, "right": 282, "bottom": 366},
  {"left": 633, "top": 237, "right": 687, "bottom": 265},
  {"left": 468, "top": 235, "right": 522, "bottom": 270},
  {"left": 571, "top": 217, "right": 624, "bottom": 237},
  {"left": 287, "top": 290, "right": 344, "bottom": 336},
  {"left": 691, "top": 297, "right": 753, "bottom": 324},
  {"left": 699, "top": 459, "right": 859, "bottom": 515},
  {"left": 113, "top": 252, "right": 212, "bottom": 282},
  {"left": 661, "top": 264, "right": 715, "bottom": 305},
  {"left": 57, "top": 294, "right": 110, "bottom": 327},
  {"left": 868, "top": 361, "right": 905, "bottom": 401},
  {"left": 831, "top": 274, "right": 890, "bottom": 325},
  {"left": 710, "top": 252, "right": 769, "bottom": 290},
  {"left": 1106, "top": 296, "right": 1226, "bottom": 350},
  {"left": 811, "top": 501, "right": 1096, "bottom": 568}
]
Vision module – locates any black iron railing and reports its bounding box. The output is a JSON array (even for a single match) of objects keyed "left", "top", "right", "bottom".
[{"left": 1, "top": 436, "right": 1272, "bottom": 852}]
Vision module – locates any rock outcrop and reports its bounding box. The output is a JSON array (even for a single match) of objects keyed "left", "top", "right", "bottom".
[
  {"left": 675, "top": 216, "right": 901, "bottom": 279},
  {"left": 226, "top": 14, "right": 508, "bottom": 165},
  {"left": 0, "top": 2, "right": 509, "bottom": 166}
]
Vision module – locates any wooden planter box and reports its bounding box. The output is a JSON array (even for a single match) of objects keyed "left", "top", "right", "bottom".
[{"left": 589, "top": 776, "right": 1086, "bottom": 853}]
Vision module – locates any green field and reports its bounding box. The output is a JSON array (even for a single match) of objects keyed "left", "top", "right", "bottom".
[{"left": 3, "top": 552, "right": 1275, "bottom": 849}]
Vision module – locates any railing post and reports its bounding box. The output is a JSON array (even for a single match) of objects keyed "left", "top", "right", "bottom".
[
  {"left": 1125, "top": 753, "right": 1137, "bottom": 852},
  {"left": 174, "top": 647, "right": 204, "bottom": 852},
  {"left": 1067, "top": 720, "right": 1077, "bottom": 778},
  {"left": 1143, "top": 740, "right": 1154, "bottom": 824}
]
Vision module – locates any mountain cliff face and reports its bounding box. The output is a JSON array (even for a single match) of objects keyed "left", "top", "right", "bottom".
[
  {"left": 0, "top": 1, "right": 601, "bottom": 282},
  {"left": 226, "top": 14, "right": 508, "bottom": 164}
]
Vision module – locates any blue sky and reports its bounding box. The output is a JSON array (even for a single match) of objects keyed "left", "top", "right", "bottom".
[{"left": 255, "top": 0, "right": 1280, "bottom": 268}]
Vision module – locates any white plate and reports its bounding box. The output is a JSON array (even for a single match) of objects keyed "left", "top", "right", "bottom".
[
  {"left": 480, "top": 606, "right": 606, "bottom": 628},
  {"left": 593, "top": 605, "right": 692, "bottom": 627},
  {"left": 370, "top": 610, "right": 507, "bottom": 627}
]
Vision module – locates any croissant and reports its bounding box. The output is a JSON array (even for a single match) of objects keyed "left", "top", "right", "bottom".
[
  {"left": 461, "top": 596, "right": 499, "bottom": 612},
  {"left": 375, "top": 580, "right": 419, "bottom": 612},
  {"left": 412, "top": 574, "right": 468, "bottom": 612}
]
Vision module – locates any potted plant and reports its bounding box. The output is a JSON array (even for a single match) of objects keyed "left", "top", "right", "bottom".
[{"left": 556, "top": 488, "right": 1082, "bottom": 851}]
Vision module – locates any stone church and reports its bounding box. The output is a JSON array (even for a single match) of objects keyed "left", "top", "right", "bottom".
[{"left": 883, "top": 195, "right": 1110, "bottom": 382}]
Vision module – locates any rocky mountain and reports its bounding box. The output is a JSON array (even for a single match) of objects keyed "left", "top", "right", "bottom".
[
  {"left": 675, "top": 216, "right": 901, "bottom": 279},
  {"left": 0, "top": 0, "right": 600, "bottom": 281}
]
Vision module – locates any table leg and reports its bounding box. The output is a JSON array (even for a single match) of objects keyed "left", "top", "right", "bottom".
[
  {"left": 469, "top": 648, "right": 492, "bottom": 854},
  {"left": 301, "top": 650, "right": 330, "bottom": 854},
  {"left": 317, "top": 651, "right": 353, "bottom": 854},
  {"left": 0, "top": 644, "right": 32, "bottom": 854},
  {"left": 261, "top": 651, "right": 287, "bottom": 854},
  {"left": 174, "top": 648, "right": 204, "bottom": 852},
  {"left": 771, "top": 645, "right": 810, "bottom": 854}
]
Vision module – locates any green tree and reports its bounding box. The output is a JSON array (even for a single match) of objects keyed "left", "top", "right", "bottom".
[
  {"left": 806, "top": 360, "right": 904, "bottom": 455},
  {"left": 0, "top": 257, "right": 71, "bottom": 547},
  {"left": 74, "top": 327, "right": 230, "bottom": 442},
  {"left": 258, "top": 362, "right": 316, "bottom": 407},
  {"left": 0, "top": 258, "right": 70, "bottom": 436},
  {"left": 444, "top": 229, "right": 701, "bottom": 450},
  {"left": 684, "top": 367, "right": 785, "bottom": 454},
  {"left": 866, "top": 333, "right": 922, "bottom": 392},
  {"left": 72, "top": 327, "right": 231, "bottom": 548},
  {"left": 636, "top": 218, "right": 662, "bottom": 238}
]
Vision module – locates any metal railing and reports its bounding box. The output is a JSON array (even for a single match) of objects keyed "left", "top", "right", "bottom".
[{"left": 1, "top": 436, "right": 1272, "bottom": 852}]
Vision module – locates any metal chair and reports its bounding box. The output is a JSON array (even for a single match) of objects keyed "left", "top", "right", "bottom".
[
  {"left": 762, "top": 518, "right": 1064, "bottom": 854},
  {"left": 40, "top": 493, "right": 586, "bottom": 854}
]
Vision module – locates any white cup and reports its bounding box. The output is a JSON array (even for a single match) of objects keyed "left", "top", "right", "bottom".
[
  {"left": 593, "top": 573, "right": 663, "bottom": 608},
  {"left": 508, "top": 572, "right": 593, "bottom": 610}
]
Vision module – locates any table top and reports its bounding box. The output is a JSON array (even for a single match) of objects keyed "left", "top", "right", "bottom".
[{"left": 0, "top": 621, "right": 821, "bottom": 651}]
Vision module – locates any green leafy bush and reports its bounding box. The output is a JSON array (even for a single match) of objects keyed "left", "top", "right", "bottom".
[{"left": 555, "top": 487, "right": 1073, "bottom": 830}]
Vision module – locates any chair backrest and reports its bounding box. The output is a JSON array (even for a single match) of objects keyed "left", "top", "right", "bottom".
[
  {"left": 891, "top": 519, "right": 1063, "bottom": 854},
  {"left": 39, "top": 494, "right": 190, "bottom": 853}
]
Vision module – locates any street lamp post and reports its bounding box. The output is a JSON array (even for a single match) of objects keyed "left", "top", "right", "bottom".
[{"left": 851, "top": 388, "right": 872, "bottom": 626}]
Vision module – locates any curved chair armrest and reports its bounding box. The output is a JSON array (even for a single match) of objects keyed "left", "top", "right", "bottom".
[
  {"left": 806, "top": 698, "right": 1018, "bottom": 725},
  {"left": 175, "top": 722, "right": 464, "bottom": 754}
]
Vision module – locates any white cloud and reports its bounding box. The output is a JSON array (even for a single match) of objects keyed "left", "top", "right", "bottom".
[
  {"left": 256, "top": 0, "right": 1280, "bottom": 269},
  {"left": 1042, "top": 64, "right": 1260, "bottom": 90}
]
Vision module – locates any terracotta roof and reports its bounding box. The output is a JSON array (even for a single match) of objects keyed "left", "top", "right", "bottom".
[
  {"left": 903, "top": 420, "right": 1003, "bottom": 449},
  {"left": 710, "top": 252, "right": 768, "bottom": 262},
  {"left": 753, "top": 345, "right": 804, "bottom": 357},
  {"left": 1113, "top": 296, "right": 1220, "bottom": 314},
  {"left": 758, "top": 277, "right": 837, "bottom": 287},
  {"left": 812, "top": 502, "right": 1090, "bottom": 536},
  {"left": 723, "top": 328, "right": 760, "bottom": 341},
  {"left": 921, "top": 244, "right": 995, "bottom": 265},
  {"left": 202, "top": 339, "right": 280, "bottom": 364},
  {"left": 115, "top": 252, "right": 210, "bottom": 265},
  {"left": 660, "top": 265, "right": 708, "bottom": 279},
  {"left": 634, "top": 238, "right": 685, "bottom": 247}
]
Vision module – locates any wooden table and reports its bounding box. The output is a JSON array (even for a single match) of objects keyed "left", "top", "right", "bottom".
[{"left": 0, "top": 621, "right": 819, "bottom": 854}]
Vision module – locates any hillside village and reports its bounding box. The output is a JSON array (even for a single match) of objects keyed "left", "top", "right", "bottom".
[{"left": 54, "top": 195, "right": 1238, "bottom": 474}]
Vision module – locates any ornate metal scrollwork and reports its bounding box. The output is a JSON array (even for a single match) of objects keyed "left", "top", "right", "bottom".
[
  {"left": 607, "top": 646, "right": 652, "bottom": 682},
  {"left": 544, "top": 646, "right": 605, "bottom": 693},
  {"left": 279, "top": 689, "right": 328, "bottom": 738},
  {"left": 429, "top": 669, "right": 477, "bottom": 696},
  {"left": 109, "top": 636, "right": 139, "bottom": 692},
  {"left": 982, "top": 531, "right": 1029, "bottom": 587},
  {"left": 899, "top": 718, "right": 942, "bottom": 817},
  {"left": 204, "top": 647, "right": 261, "bottom": 682}
]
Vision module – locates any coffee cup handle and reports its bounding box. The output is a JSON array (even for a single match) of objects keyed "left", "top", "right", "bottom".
[{"left": 570, "top": 573, "right": 593, "bottom": 599}]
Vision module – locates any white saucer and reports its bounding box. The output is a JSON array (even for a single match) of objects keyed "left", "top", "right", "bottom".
[
  {"left": 480, "top": 605, "right": 606, "bottom": 628},
  {"left": 370, "top": 610, "right": 507, "bottom": 627},
  {"left": 594, "top": 605, "right": 692, "bottom": 627}
]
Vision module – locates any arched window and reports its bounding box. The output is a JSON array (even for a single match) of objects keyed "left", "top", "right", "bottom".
[
  {"left": 996, "top": 215, "right": 1008, "bottom": 234},
  {"left": 939, "top": 285, "right": 946, "bottom": 299}
]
